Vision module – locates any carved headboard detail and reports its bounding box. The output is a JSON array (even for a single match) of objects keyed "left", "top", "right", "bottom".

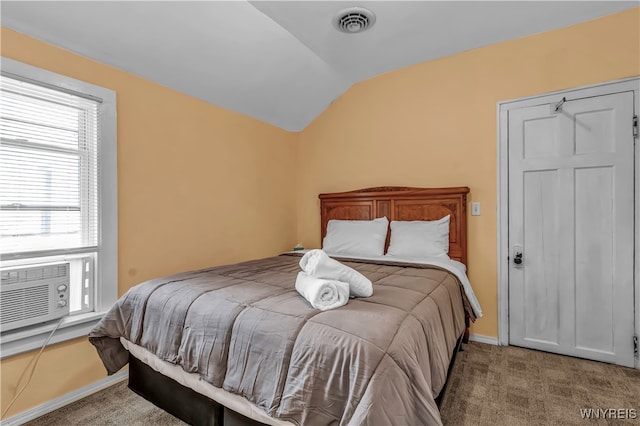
[{"left": 319, "top": 186, "right": 470, "bottom": 265}]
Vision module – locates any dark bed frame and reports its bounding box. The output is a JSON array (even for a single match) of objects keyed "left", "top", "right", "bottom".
[{"left": 128, "top": 186, "right": 471, "bottom": 426}]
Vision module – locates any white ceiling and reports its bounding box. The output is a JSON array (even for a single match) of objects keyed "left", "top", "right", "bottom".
[{"left": 2, "top": 1, "right": 637, "bottom": 131}]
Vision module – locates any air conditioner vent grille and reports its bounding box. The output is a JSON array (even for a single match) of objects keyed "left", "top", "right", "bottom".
[
  {"left": 1, "top": 284, "right": 50, "bottom": 324},
  {"left": 1, "top": 264, "right": 69, "bottom": 285}
]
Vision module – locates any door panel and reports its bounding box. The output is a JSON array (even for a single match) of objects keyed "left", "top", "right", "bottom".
[
  {"left": 522, "top": 170, "right": 560, "bottom": 345},
  {"left": 574, "top": 166, "right": 614, "bottom": 354},
  {"left": 523, "top": 117, "right": 559, "bottom": 158},
  {"left": 508, "top": 90, "right": 635, "bottom": 367}
]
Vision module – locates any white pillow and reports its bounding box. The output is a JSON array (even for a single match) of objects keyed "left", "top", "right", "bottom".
[
  {"left": 323, "top": 217, "right": 389, "bottom": 257},
  {"left": 387, "top": 215, "right": 450, "bottom": 258}
]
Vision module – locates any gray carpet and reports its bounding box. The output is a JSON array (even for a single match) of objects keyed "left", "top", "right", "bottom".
[
  {"left": 439, "top": 342, "right": 640, "bottom": 425},
  {"left": 24, "top": 342, "right": 640, "bottom": 425},
  {"left": 24, "top": 380, "right": 184, "bottom": 426}
]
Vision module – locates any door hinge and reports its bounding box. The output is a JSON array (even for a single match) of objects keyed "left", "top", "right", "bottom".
[
  {"left": 634, "top": 335, "right": 638, "bottom": 358},
  {"left": 634, "top": 115, "right": 638, "bottom": 138}
]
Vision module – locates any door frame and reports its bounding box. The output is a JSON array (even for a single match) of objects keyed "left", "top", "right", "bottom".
[{"left": 496, "top": 77, "right": 640, "bottom": 369}]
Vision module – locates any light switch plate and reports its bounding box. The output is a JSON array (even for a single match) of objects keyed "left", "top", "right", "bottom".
[{"left": 471, "top": 202, "right": 481, "bottom": 216}]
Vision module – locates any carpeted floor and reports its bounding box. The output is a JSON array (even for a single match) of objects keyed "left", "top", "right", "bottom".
[
  {"left": 23, "top": 342, "right": 640, "bottom": 426},
  {"left": 439, "top": 342, "right": 640, "bottom": 425}
]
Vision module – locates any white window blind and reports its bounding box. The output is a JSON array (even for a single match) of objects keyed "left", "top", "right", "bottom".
[{"left": 0, "top": 76, "right": 100, "bottom": 255}]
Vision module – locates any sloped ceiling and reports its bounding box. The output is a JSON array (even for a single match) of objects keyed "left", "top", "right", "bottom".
[{"left": 1, "top": 1, "right": 636, "bottom": 131}]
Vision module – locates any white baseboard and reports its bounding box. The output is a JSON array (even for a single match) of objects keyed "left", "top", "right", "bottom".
[
  {"left": 2, "top": 370, "right": 128, "bottom": 426},
  {"left": 469, "top": 333, "right": 499, "bottom": 345}
]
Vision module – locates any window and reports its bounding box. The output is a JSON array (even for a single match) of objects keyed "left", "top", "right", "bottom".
[{"left": 0, "top": 58, "right": 117, "bottom": 357}]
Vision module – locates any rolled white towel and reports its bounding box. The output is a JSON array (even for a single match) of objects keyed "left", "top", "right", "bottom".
[
  {"left": 299, "top": 249, "right": 373, "bottom": 298},
  {"left": 295, "top": 272, "right": 349, "bottom": 311}
]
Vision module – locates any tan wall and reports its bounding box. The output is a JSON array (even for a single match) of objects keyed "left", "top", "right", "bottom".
[
  {"left": 0, "top": 27, "right": 298, "bottom": 417},
  {"left": 296, "top": 8, "right": 640, "bottom": 339}
]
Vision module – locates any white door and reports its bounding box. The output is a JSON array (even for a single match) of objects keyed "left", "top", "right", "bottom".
[{"left": 508, "top": 89, "right": 635, "bottom": 367}]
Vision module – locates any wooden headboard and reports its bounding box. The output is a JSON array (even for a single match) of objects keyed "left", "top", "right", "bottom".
[{"left": 319, "top": 186, "right": 470, "bottom": 265}]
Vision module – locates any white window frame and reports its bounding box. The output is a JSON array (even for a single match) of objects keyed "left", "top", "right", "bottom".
[{"left": 0, "top": 57, "right": 118, "bottom": 358}]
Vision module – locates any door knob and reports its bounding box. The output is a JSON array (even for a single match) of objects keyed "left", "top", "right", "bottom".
[
  {"left": 512, "top": 244, "right": 523, "bottom": 267},
  {"left": 513, "top": 252, "right": 523, "bottom": 265}
]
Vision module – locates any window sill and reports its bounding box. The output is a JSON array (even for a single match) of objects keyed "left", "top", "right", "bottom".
[{"left": 0, "top": 312, "right": 105, "bottom": 359}]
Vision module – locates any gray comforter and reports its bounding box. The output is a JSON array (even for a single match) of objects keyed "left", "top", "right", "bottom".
[{"left": 89, "top": 254, "right": 469, "bottom": 426}]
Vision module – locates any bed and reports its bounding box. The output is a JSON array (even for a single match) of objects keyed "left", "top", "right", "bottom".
[{"left": 89, "top": 186, "right": 480, "bottom": 426}]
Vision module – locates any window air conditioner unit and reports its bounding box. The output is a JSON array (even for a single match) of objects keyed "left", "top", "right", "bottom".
[{"left": 1, "top": 263, "right": 71, "bottom": 332}]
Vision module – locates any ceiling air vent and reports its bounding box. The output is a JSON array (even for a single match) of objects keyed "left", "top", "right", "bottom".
[{"left": 333, "top": 7, "right": 376, "bottom": 34}]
